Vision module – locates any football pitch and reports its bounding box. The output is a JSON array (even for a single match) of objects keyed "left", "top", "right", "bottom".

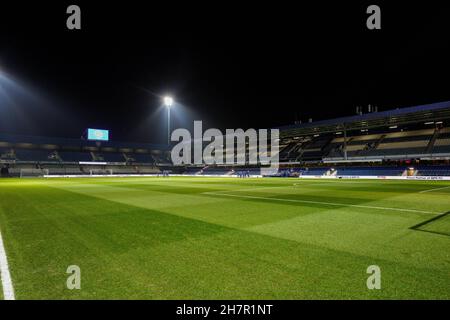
[{"left": 0, "top": 176, "right": 449, "bottom": 300}]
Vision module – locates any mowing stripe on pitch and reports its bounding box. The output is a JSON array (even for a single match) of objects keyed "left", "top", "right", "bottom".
[
  {"left": 203, "top": 192, "right": 439, "bottom": 215},
  {"left": 0, "top": 228, "right": 15, "bottom": 300},
  {"left": 419, "top": 186, "right": 450, "bottom": 194}
]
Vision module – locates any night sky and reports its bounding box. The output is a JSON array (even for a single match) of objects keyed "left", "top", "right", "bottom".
[{"left": 1, "top": 2, "right": 450, "bottom": 144}]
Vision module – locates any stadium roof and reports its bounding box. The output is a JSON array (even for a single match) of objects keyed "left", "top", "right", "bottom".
[{"left": 279, "top": 101, "right": 450, "bottom": 138}]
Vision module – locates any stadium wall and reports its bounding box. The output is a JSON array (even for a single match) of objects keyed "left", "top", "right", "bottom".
[
  {"left": 297, "top": 175, "right": 450, "bottom": 180},
  {"left": 42, "top": 174, "right": 264, "bottom": 178},
  {"left": 35, "top": 173, "right": 450, "bottom": 180}
]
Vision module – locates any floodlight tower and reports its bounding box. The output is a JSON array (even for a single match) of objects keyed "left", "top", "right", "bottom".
[{"left": 164, "top": 96, "right": 174, "bottom": 145}]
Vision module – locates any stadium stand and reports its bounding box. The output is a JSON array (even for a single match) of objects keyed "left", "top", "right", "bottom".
[
  {"left": 279, "top": 101, "right": 450, "bottom": 163},
  {"left": 0, "top": 148, "right": 16, "bottom": 160},
  {"left": 0, "top": 133, "right": 168, "bottom": 176},
  {"left": 335, "top": 166, "right": 406, "bottom": 176},
  {"left": 59, "top": 151, "right": 93, "bottom": 162},
  {"left": 416, "top": 165, "right": 450, "bottom": 176},
  {"left": 273, "top": 166, "right": 408, "bottom": 177},
  {"left": 15, "top": 149, "right": 60, "bottom": 162},
  {"left": 433, "top": 128, "right": 450, "bottom": 154},
  {"left": 270, "top": 101, "right": 450, "bottom": 177},
  {"left": 1, "top": 101, "right": 450, "bottom": 177},
  {"left": 128, "top": 153, "right": 154, "bottom": 164},
  {"left": 279, "top": 137, "right": 313, "bottom": 161},
  {"left": 301, "top": 167, "right": 330, "bottom": 176},
  {"left": 181, "top": 166, "right": 260, "bottom": 176},
  {"left": 98, "top": 152, "right": 126, "bottom": 163},
  {"left": 294, "top": 137, "right": 332, "bottom": 161}
]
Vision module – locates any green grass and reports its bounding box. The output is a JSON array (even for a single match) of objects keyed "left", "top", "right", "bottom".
[
  {"left": 0, "top": 176, "right": 449, "bottom": 299},
  {"left": 413, "top": 212, "right": 450, "bottom": 236}
]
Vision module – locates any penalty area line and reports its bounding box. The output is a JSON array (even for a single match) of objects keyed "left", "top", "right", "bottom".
[
  {"left": 0, "top": 228, "right": 15, "bottom": 300},
  {"left": 203, "top": 192, "right": 439, "bottom": 215},
  {"left": 418, "top": 186, "right": 450, "bottom": 194}
]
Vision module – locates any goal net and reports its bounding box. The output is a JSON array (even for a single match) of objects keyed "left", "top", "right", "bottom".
[{"left": 19, "top": 168, "right": 50, "bottom": 178}]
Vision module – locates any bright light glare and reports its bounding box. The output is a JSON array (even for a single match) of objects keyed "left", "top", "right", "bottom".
[{"left": 164, "top": 96, "right": 173, "bottom": 107}]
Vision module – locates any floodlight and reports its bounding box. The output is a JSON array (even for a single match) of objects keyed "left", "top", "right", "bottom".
[{"left": 164, "top": 96, "right": 173, "bottom": 107}]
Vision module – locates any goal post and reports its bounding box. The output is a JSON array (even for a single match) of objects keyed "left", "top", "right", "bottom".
[{"left": 19, "top": 168, "right": 50, "bottom": 178}]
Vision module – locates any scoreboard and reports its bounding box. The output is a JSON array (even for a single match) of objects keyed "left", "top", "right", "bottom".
[{"left": 87, "top": 128, "right": 109, "bottom": 141}]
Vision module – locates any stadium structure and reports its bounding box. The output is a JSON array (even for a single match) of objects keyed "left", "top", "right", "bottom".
[
  {"left": 0, "top": 133, "right": 172, "bottom": 177},
  {"left": 1, "top": 101, "right": 450, "bottom": 301},
  {"left": 276, "top": 100, "right": 450, "bottom": 178},
  {"left": 1, "top": 101, "right": 450, "bottom": 178}
]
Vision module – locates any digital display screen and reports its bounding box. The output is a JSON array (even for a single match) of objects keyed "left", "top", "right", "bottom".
[{"left": 87, "top": 128, "right": 109, "bottom": 141}]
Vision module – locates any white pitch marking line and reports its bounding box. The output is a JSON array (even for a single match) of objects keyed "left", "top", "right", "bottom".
[
  {"left": 210, "top": 185, "right": 292, "bottom": 193},
  {"left": 203, "top": 192, "right": 439, "bottom": 215},
  {"left": 419, "top": 186, "right": 450, "bottom": 194},
  {"left": 0, "top": 228, "right": 15, "bottom": 300}
]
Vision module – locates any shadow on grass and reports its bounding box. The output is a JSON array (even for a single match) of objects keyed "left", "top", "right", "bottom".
[{"left": 410, "top": 211, "right": 450, "bottom": 237}]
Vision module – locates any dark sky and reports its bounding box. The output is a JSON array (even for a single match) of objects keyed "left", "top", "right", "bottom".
[{"left": 0, "top": 2, "right": 450, "bottom": 144}]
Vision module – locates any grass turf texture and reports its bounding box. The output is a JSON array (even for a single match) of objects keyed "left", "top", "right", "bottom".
[{"left": 0, "top": 177, "right": 449, "bottom": 299}]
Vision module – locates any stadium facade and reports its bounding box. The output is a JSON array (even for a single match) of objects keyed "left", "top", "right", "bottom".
[
  {"left": 1, "top": 101, "right": 450, "bottom": 178},
  {"left": 276, "top": 101, "right": 450, "bottom": 178}
]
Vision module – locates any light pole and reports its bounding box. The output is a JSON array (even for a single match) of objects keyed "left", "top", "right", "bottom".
[{"left": 164, "top": 96, "right": 173, "bottom": 145}]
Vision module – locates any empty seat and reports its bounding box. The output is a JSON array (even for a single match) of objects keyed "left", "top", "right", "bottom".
[
  {"left": 59, "top": 151, "right": 93, "bottom": 162},
  {"left": 15, "top": 149, "right": 57, "bottom": 162}
]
